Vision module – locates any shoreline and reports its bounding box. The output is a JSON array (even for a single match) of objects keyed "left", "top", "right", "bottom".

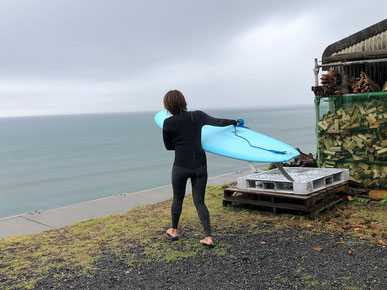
[{"left": 0, "top": 170, "right": 250, "bottom": 239}]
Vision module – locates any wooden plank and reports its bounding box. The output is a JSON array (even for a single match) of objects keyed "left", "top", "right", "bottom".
[
  {"left": 308, "top": 184, "right": 347, "bottom": 204},
  {"left": 223, "top": 197, "right": 309, "bottom": 211},
  {"left": 224, "top": 187, "right": 310, "bottom": 200},
  {"left": 223, "top": 183, "right": 349, "bottom": 215},
  {"left": 310, "top": 197, "right": 344, "bottom": 217},
  {"left": 377, "top": 148, "right": 387, "bottom": 154},
  {"left": 317, "top": 121, "right": 328, "bottom": 130}
]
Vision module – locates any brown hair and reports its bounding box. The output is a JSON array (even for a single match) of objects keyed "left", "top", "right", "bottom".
[{"left": 163, "top": 90, "right": 187, "bottom": 115}]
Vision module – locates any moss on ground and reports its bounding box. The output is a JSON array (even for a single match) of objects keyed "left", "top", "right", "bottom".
[{"left": 0, "top": 184, "right": 385, "bottom": 289}]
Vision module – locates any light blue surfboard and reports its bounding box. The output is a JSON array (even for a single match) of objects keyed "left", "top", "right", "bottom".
[{"left": 155, "top": 110, "right": 300, "bottom": 163}]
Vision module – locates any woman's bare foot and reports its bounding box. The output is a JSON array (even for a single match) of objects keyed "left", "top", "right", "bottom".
[
  {"left": 200, "top": 236, "right": 214, "bottom": 246},
  {"left": 166, "top": 228, "right": 178, "bottom": 238}
]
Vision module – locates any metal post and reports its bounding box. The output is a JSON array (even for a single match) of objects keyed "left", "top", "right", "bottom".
[
  {"left": 318, "top": 57, "right": 387, "bottom": 68},
  {"left": 314, "top": 58, "right": 319, "bottom": 86},
  {"left": 247, "top": 161, "right": 258, "bottom": 173},
  {"left": 274, "top": 163, "right": 294, "bottom": 182}
]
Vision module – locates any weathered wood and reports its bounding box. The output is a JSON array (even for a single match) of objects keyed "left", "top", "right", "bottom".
[
  {"left": 317, "top": 95, "right": 386, "bottom": 189},
  {"left": 223, "top": 183, "right": 349, "bottom": 215},
  {"left": 223, "top": 196, "right": 307, "bottom": 211},
  {"left": 352, "top": 72, "right": 381, "bottom": 93},
  {"left": 310, "top": 197, "right": 344, "bottom": 218}
]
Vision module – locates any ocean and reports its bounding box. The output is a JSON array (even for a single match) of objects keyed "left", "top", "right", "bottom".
[{"left": 0, "top": 106, "right": 316, "bottom": 218}]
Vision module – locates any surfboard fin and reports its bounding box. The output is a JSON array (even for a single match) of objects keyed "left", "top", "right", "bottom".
[{"left": 274, "top": 163, "right": 294, "bottom": 182}]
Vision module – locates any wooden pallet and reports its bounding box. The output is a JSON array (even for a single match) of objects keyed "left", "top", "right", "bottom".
[{"left": 223, "top": 182, "right": 349, "bottom": 216}]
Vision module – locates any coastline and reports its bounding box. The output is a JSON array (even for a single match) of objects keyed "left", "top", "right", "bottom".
[
  {"left": 0, "top": 106, "right": 315, "bottom": 219},
  {"left": 0, "top": 170, "right": 250, "bottom": 239}
]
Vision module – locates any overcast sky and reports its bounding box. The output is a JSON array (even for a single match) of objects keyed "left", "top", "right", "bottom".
[{"left": 0, "top": 0, "right": 386, "bottom": 117}]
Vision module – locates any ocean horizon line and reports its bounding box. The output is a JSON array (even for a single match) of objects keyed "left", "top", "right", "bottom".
[{"left": 0, "top": 103, "right": 314, "bottom": 120}]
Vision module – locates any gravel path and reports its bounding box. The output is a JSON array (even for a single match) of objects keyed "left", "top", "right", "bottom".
[{"left": 34, "top": 225, "right": 386, "bottom": 290}]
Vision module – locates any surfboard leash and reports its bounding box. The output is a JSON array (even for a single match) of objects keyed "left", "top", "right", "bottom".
[{"left": 234, "top": 123, "right": 287, "bottom": 155}]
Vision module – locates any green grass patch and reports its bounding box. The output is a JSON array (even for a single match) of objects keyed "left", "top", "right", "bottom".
[{"left": 0, "top": 184, "right": 386, "bottom": 289}]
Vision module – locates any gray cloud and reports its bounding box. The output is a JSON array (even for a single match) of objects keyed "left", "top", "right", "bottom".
[
  {"left": 0, "top": 0, "right": 308, "bottom": 79},
  {"left": 0, "top": 0, "right": 386, "bottom": 117}
]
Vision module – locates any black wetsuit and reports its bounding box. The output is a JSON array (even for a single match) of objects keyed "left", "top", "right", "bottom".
[{"left": 163, "top": 110, "right": 237, "bottom": 236}]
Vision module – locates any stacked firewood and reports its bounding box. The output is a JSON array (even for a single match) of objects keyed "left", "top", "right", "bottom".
[
  {"left": 312, "top": 72, "right": 385, "bottom": 96},
  {"left": 317, "top": 98, "right": 386, "bottom": 189},
  {"left": 311, "top": 86, "right": 325, "bottom": 96},
  {"left": 352, "top": 72, "right": 381, "bottom": 93},
  {"left": 321, "top": 71, "right": 342, "bottom": 95},
  {"left": 337, "top": 162, "right": 386, "bottom": 189}
]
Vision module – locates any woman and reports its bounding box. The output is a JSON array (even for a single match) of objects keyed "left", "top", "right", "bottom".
[{"left": 162, "top": 90, "right": 238, "bottom": 248}]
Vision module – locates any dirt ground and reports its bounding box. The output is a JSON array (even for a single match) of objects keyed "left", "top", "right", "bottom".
[{"left": 1, "top": 185, "right": 386, "bottom": 289}]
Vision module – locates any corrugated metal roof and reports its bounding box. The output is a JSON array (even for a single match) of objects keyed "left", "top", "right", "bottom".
[
  {"left": 322, "top": 19, "right": 387, "bottom": 63},
  {"left": 320, "top": 19, "right": 387, "bottom": 87},
  {"left": 334, "top": 30, "right": 387, "bottom": 55}
]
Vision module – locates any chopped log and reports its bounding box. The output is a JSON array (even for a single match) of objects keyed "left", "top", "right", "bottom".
[
  {"left": 317, "top": 97, "right": 386, "bottom": 189},
  {"left": 352, "top": 72, "right": 381, "bottom": 93},
  {"left": 320, "top": 71, "right": 342, "bottom": 96},
  {"left": 311, "top": 86, "right": 325, "bottom": 96}
]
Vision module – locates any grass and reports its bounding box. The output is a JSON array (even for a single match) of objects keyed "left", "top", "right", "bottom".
[
  {"left": 0, "top": 184, "right": 386, "bottom": 289},
  {"left": 319, "top": 201, "right": 387, "bottom": 242}
]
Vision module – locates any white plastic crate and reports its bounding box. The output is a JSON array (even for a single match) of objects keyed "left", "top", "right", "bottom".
[{"left": 237, "top": 167, "right": 349, "bottom": 195}]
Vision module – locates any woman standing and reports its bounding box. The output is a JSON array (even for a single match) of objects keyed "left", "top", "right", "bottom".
[{"left": 162, "top": 90, "right": 238, "bottom": 248}]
